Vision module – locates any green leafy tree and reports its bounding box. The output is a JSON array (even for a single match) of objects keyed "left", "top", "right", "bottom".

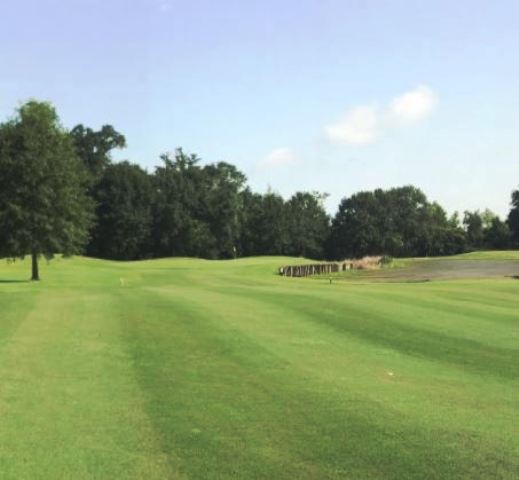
[
  {"left": 285, "top": 191, "right": 330, "bottom": 259},
  {"left": 448, "top": 211, "right": 461, "bottom": 228},
  {"left": 507, "top": 189, "right": 519, "bottom": 243},
  {"left": 480, "top": 209, "right": 498, "bottom": 230},
  {"left": 240, "top": 189, "right": 288, "bottom": 256},
  {"left": 238, "top": 189, "right": 263, "bottom": 256},
  {"left": 152, "top": 149, "right": 217, "bottom": 258},
  {"left": 328, "top": 186, "right": 465, "bottom": 259},
  {"left": 0, "top": 101, "right": 93, "bottom": 280},
  {"left": 70, "top": 124, "right": 126, "bottom": 180},
  {"left": 201, "top": 162, "right": 247, "bottom": 258},
  {"left": 328, "top": 190, "right": 382, "bottom": 259},
  {"left": 415, "top": 203, "right": 466, "bottom": 256},
  {"left": 87, "top": 161, "right": 153, "bottom": 260},
  {"left": 484, "top": 217, "right": 511, "bottom": 249},
  {"left": 463, "top": 210, "right": 485, "bottom": 248},
  {"left": 463, "top": 209, "right": 510, "bottom": 249}
]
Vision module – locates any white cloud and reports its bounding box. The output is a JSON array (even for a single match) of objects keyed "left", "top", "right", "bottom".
[
  {"left": 390, "top": 85, "right": 437, "bottom": 121},
  {"left": 325, "top": 106, "right": 378, "bottom": 145},
  {"left": 325, "top": 85, "right": 438, "bottom": 146},
  {"left": 258, "top": 148, "right": 298, "bottom": 169}
]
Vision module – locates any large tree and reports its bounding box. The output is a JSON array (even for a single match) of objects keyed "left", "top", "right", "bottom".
[
  {"left": 507, "top": 189, "right": 519, "bottom": 244},
  {"left": 87, "top": 161, "right": 153, "bottom": 260},
  {"left": 239, "top": 189, "right": 288, "bottom": 256},
  {"left": 285, "top": 191, "right": 329, "bottom": 259},
  {"left": 463, "top": 210, "right": 484, "bottom": 248},
  {"left": 200, "top": 162, "right": 246, "bottom": 258},
  {"left": 0, "top": 101, "right": 93, "bottom": 280},
  {"left": 463, "top": 209, "right": 511, "bottom": 249},
  {"left": 152, "top": 149, "right": 216, "bottom": 258},
  {"left": 70, "top": 124, "right": 126, "bottom": 180},
  {"left": 328, "top": 186, "right": 466, "bottom": 259},
  {"left": 463, "top": 209, "right": 499, "bottom": 249},
  {"left": 484, "top": 217, "right": 511, "bottom": 249}
]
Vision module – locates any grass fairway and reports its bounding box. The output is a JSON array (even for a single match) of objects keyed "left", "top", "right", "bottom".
[{"left": 0, "top": 254, "right": 518, "bottom": 479}]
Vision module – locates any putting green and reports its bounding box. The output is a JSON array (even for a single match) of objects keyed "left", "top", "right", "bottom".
[{"left": 0, "top": 254, "right": 518, "bottom": 479}]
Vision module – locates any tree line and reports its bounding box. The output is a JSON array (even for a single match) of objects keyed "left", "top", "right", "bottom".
[{"left": 1, "top": 101, "right": 518, "bottom": 279}]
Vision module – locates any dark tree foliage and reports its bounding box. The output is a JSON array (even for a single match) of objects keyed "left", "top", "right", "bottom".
[
  {"left": 152, "top": 149, "right": 210, "bottom": 257},
  {"left": 238, "top": 189, "right": 264, "bottom": 256},
  {"left": 70, "top": 124, "right": 126, "bottom": 180},
  {"left": 200, "top": 162, "right": 246, "bottom": 258},
  {"left": 508, "top": 189, "right": 519, "bottom": 244},
  {"left": 285, "top": 192, "right": 330, "bottom": 259},
  {"left": 463, "top": 210, "right": 485, "bottom": 248},
  {"left": 239, "top": 189, "right": 289, "bottom": 256},
  {"left": 484, "top": 217, "right": 511, "bottom": 249},
  {"left": 7, "top": 100, "right": 519, "bottom": 265},
  {"left": 0, "top": 101, "right": 93, "bottom": 280},
  {"left": 463, "top": 209, "right": 510, "bottom": 250},
  {"left": 328, "top": 186, "right": 466, "bottom": 259},
  {"left": 151, "top": 149, "right": 246, "bottom": 259},
  {"left": 328, "top": 190, "right": 380, "bottom": 259},
  {"left": 87, "top": 162, "right": 153, "bottom": 260}
]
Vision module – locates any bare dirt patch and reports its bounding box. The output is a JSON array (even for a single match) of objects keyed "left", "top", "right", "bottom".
[{"left": 346, "top": 260, "right": 519, "bottom": 282}]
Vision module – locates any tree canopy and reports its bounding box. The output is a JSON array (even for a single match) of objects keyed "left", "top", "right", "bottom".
[
  {"left": 87, "top": 161, "right": 153, "bottom": 260},
  {"left": 70, "top": 124, "right": 126, "bottom": 181},
  {"left": 1, "top": 100, "right": 517, "bottom": 273},
  {"left": 0, "top": 101, "right": 93, "bottom": 279},
  {"left": 328, "top": 186, "right": 466, "bottom": 259},
  {"left": 507, "top": 189, "right": 519, "bottom": 245},
  {"left": 463, "top": 209, "right": 511, "bottom": 250}
]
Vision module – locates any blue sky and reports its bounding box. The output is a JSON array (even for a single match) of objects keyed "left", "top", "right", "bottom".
[{"left": 1, "top": 0, "right": 518, "bottom": 216}]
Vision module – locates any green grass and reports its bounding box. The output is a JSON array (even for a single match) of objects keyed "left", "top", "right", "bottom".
[
  {"left": 451, "top": 250, "right": 519, "bottom": 260},
  {"left": 0, "top": 255, "right": 518, "bottom": 479}
]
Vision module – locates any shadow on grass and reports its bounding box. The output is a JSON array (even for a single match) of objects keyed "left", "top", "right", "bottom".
[{"left": 0, "top": 279, "right": 30, "bottom": 284}]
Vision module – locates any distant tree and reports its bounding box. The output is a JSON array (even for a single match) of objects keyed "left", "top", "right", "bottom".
[
  {"left": 328, "top": 186, "right": 465, "bottom": 259},
  {"left": 240, "top": 189, "right": 288, "bottom": 256},
  {"left": 484, "top": 217, "right": 511, "bottom": 249},
  {"left": 415, "top": 204, "right": 466, "bottom": 256},
  {"left": 238, "top": 189, "right": 263, "bottom": 256},
  {"left": 0, "top": 101, "right": 93, "bottom": 280},
  {"left": 448, "top": 211, "right": 461, "bottom": 229},
  {"left": 507, "top": 189, "right": 519, "bottom": 243},
  {"left": 463, "top": 209, "right": 511, "bottom": 250},
  {"left": 285, "top": 192, "right": 330, "bottom": 259},
  {"left": 87, "top": 161, "right": 153, "bottom": 260},
  {"left": 480, "top": 209, "right": 498, "bottom": 230},
  {"left": 151, "top": 149, "right": 217, "bottom": 258},
  {"left": 463, "top": 210, "right": 485, "bottom": 248},
  {"left": 385, "top": 186, "right": 430, "bottom": 256},
  {"left": 328, "top": 190, "right": 380, "bottom": 259},
  {"left": 201, "top": 162, "right": 247, "bottom": 258},
  {"left": 70, "top": 124, "right": 126, "bottom": 180}
]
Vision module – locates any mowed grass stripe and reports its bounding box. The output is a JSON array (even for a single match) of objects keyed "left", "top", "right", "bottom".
[
  {"left": 0, "top": 290, "right": 36, "bottom": 347},
  {"left": 356, "top": 284, "right": 519, "bottom": 332},
  {"left": 210, "top": 281, "right": 518, "bottom": 381},
  {"left": 122, "top": 283, "right": 517, "bottom": 479},
  {"left": 182, "top": 282, "right": 518, "bottom": 427},
  {"left": 0, "top": 255, "right": 518, "bottom": 478},
  {"left": 0, "top": 288, "right": 177, "bottom": 479},
  {"left": 316, "top": 283, "right": 519, "bottom": 349},
  {"left": 121, "top": 287, "right": 427, "bottom": 479}
]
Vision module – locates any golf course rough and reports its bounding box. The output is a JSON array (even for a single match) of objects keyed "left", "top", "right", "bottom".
[{"left": 0, "top": 253, "right": 518, "bottom": 479}]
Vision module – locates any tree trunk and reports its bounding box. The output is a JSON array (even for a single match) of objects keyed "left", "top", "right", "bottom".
[{"left": 31, "top": 251, "right": 40, "bottom": 281}]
